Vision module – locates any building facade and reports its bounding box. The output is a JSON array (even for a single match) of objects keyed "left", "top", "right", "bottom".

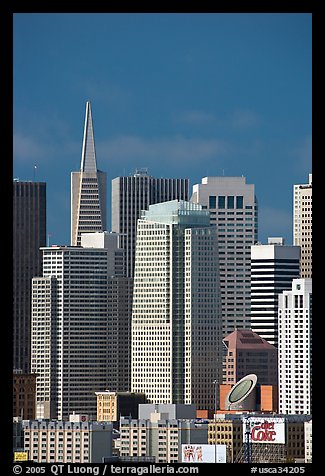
[
  {"left": 131, "top": 201, "right": 222, "bottom": 410},
  {"left": 222, "top": 328, "right": 278, "bottom": 386},
  {"left": 96, "top": 391, "right": 147, "bottom": 422},
  {"left": 250, "top": 237, "right": 300, "bottom": 347},
  {"left": 293, "top": 174, "right": 312, "bottom": 278},
  {"left": 22, "top": 417, "right": 113, "bottom": 463},
  {"left": 31, "top": 233, "right": 132, "bottom": 420},
  {"left": 13, "top": 370, "right": 37, "bottom": 420},
  {"left": 278, "top": 279, "right": 312, "bottom": 415},
  {"left": 209, "top": 414, "right": 310, "bottom": 463},
  {"left": 219, "top": 383, "right": 278, "bottom": 414},
  {"left": 208, "top": 418, "right": 243, "bottom": 463},
  {"left": 13, "top": 418, "right": 25, "bottom": 455},
  {"left": 304, "top": 420, "right": 312, "bottom": 463},
  {"left": 111, "top": 169, "right": 189, "bottom": 277},
  {"left": 191, "top": 176, "right": 257, "bottom": 336},
  {"left": 71, "top": 101, "right": 107, "bottom": 246},
  {"left": 13, "top": 180, "right": 46, "bottom": 373},
  {"left": 119, "top": 405, "right": 207, "bottom": 463}
]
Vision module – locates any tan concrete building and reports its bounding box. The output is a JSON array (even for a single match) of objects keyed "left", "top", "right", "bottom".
[
  {"left": 208, "top": 414, "right": 310, "bottom": 463},
  {"left": 191, "top": 176, "right": 258, "bottom": 336},
  {"left": 208, "top": 418, "right": 243, "bottom": 462},
  {"left": 293, "top": 173, "right": 312, "bottom": 278},
  {"left": 95, "top": 391, "right": 147, "bottom": 422},
  {"left": 22, "top": 415, "right": 113, "bottom": 463}
]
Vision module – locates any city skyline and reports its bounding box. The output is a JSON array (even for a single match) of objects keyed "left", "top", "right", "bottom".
[
  {"left": 9, "top": 9, "right": 314, "bottom": 469},
  {"left": 13, "top": 13, "right": 312, "bottom": 246}
]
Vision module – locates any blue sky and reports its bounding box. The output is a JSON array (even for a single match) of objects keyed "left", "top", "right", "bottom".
[{"left": 13, "top": 13, "right": 312, "bottom": 245}]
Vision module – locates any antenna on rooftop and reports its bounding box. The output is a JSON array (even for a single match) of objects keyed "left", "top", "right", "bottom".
[{"left": 33, "top": 164, "right": 37, "bottom": 181}]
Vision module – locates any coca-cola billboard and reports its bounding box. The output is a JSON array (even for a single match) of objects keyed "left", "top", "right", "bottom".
[{"left": 243, "top": 418, "right": 285, "bottom": 444}]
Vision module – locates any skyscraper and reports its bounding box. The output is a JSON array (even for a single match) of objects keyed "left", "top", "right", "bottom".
[
  {"left": 111, "top": 169, "right": 189, "bottom": 277},
  {"left": 278, "top": 278, "right": 312, "bottom": 415},
  {"left": 13, "top": 180, "right": 46, "bottom": 373},
  {"left": 31, "top": 232, "right": 132, "bottom": 420},
  {"left": 250, "top": 237, "right": 300, "bottom": 347},
  {"left": 71, "top": 101, "right": 107, "bottom": 246},
  {"left": 131, "top": 200, "right": 222, "bottom": 410},
  {"left": 191, "top": 176, "right": 258, "bottom": 336},
  {"left": 293, "top": 174, "right": 312, "bottom": 278}
]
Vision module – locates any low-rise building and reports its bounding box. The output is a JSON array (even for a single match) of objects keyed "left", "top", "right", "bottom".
[
  {"left": 13, "top": 370, "right": 36, "bottom": 420},
  {"left": 208, "top": 418, "right": 243, "bottom": 462},
  {"left": 95, "top": 391, "right": 147, "bottom": 423},
  {"left": 119, "top": 404, "right": 207, "bottom": 463},
  {"left": 208, "top": 413, "right": 311, "bottom": 463},
  {"left": 304, "top": 420, "right": 312, "bottom": 463},
  {"left": 22, "top": 415, "right": 113, "bottom": 463}
]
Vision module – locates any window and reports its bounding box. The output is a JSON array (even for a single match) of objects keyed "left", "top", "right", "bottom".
[
  {"left": 227, "top": 196, "right": 234, "bottom": 209},
  {"left": 209, "top": 196, "right": 216, "bottom": 209},
  {"left": 236, "top": 196, "right": 243, "bottom": 208},
  {"left": 218, "top": 196, "right": 225, "bottom": 209}
]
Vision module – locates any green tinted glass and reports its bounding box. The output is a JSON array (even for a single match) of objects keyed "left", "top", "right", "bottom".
[{"left": 228, "top": 379, "right": 253, "bottom": 403}]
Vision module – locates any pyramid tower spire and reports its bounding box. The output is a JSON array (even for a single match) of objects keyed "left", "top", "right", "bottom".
[
  {"left": 71, "top": 101, "right": 107, "bottom": 246},
  {"left": 80, "top": 101, "right": 97, "bottom": 173}
]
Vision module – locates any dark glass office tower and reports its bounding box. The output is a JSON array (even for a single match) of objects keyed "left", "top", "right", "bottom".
[
  {"left": 112, "top": 170, "right": 189, "bottom": 278},
  {"left": 13, "top": 180, "right": 46, "bottom": 373}
]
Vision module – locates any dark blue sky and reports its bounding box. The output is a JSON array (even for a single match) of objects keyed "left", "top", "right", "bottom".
[{"left": 13, "top": 13, "right": 312, "bottom": 245}]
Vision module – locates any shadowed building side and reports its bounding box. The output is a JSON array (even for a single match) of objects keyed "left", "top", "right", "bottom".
[{"left": 13, "top": 180, "right": 46, "bottom": 373}]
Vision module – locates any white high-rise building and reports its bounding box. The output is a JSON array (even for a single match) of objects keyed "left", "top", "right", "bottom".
[
  {"left": 111, "top": 169, "right": 189, "bottom": 277},
  {"left": 131, "top": 200, "right": 222, "bottom": 410},
  {"left": 278, "top": 278, "right": 312, "bottom": 415},
  {"left": 250, "top": 237, "right": 300, "bottom": 347},
  {"left": 71, "top": 101, "right": 107, "bottom": 246},
  {"left": 31, "top": 232, "right": 132, "bottom": 420},
  {"left": 293, "top": 173, "right": 312, "bottom": 278},
  {"left": 191, "top": 176, "right": 258, "bottom": 335}
]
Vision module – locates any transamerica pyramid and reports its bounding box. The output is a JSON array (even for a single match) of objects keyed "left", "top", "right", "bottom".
[
  {"left": 80, "top": 101, "right": 97, "bottom": 173},
  {"left": 71, "top": 101, "right": 107, "bottom": 246}
]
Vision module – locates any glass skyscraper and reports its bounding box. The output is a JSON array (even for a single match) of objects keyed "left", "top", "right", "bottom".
[
  {"left": 112, "top": 170, "right": 189, "bottom": 278},
  {"left": 13, "top": 180, "right": 46, "bottom": 373}
]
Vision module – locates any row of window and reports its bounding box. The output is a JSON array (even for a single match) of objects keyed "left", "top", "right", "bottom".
[{"left": 209, "top": 195, "right": 245, "bottom": 209}]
